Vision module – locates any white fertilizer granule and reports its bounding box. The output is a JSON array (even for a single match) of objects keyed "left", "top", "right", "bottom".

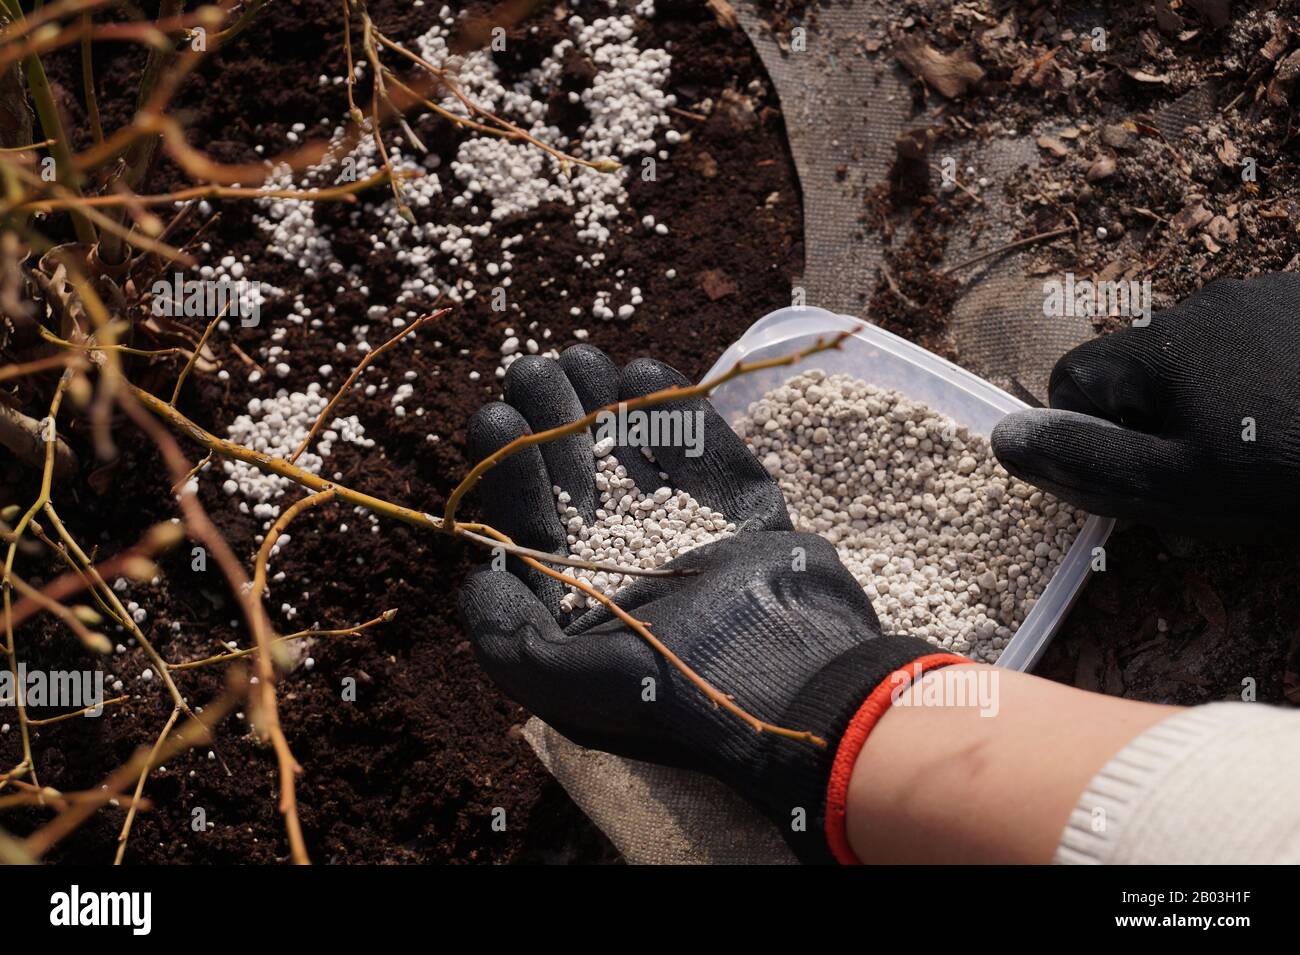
[
  {"left": 553, "top": 370, "right": 1083, "bottom": 663},
  {"left": 555, "top": 452, "right": 736, "bottom": 613},
  {"left": 733, "top": 371, "right": 1084, "bottom": 662},
  {"left": 221, "top": 385, "right": 374, "bottom": 516}
]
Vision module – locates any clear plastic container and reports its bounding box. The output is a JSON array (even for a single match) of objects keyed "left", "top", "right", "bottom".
[{"left": 701, "top": 306, "right": 1113, "bottom": 673}]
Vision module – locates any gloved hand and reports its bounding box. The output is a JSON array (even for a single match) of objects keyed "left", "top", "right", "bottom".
[
  {"left": 458, "top": 345, "right": 964, "bottom": 863},
  {"left": 992, "top": 274, "right": 1300, "bottom": 539}
]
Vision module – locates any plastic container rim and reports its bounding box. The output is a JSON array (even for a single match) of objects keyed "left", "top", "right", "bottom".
[{"left": 700, "top": 305, "right": 1115, "bottom": 673}]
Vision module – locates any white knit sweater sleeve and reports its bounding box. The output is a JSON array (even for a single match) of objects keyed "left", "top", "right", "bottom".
[{"left": 1055, "top": 701, "right": 1300, "bottom": 864}]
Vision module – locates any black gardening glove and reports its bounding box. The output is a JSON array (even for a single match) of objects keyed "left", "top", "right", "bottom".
[
  {"left": 992, "top": 274, "right": 1300, "bottom": 540},
  {"left": 458, "top": 346, "right": 958, "bottom": 863}
]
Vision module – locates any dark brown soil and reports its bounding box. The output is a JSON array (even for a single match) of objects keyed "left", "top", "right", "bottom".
[
  {"left": 12, "top": 0, "right": 1296, "bottom": 868},
  {"left": 5, "top": 0, "right": 803, "bottom": 863},
  {"left": 871, "top": 0, "right": 1300, "bottom": 313},
  {"left": 860, "top": 0, "right": 1300, "bottom": 707}
]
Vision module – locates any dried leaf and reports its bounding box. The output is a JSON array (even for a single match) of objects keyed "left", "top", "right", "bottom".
[
  {"left": 1277, "top": 48, "right": 1300, "bottom": 84},
  {"left": 1036, "top": 135, "right": 1070, "bottom": 157},
  {"left": 704, "top": 0, "right": 737, "bottom": 30},
  {"left": 1215, "top": 137, "right": 1239, "bottom": 167},
  {"left": 894, "top": 37, "right": 985, "bottom": 99},
  {"left": 1206, "top": 214, "right": 1238, "bottom": 245},
  {"left": 1125, "top": 67, "right": 1171, "bottom": 84},
  {"left": 693, "top": 151, "right": 718, "bottom": 179},
  {"left": 35, "top": 246, "right": 94, "bottom": 344},
  {"left": 982, "top": 15, "right": 1015, "bottom": 44},
  {"left": 1262, "top": 22, "right": 1291, "bottom": 61},
  {"left": 1086, "top": 155, "right": 1117, "bottom": 182},
  {"left": 1172, "top": 201, "right": 1213, "bottom": 234},
  {"left": 698, "top": 270, "right": 737, "bottom": 301}
]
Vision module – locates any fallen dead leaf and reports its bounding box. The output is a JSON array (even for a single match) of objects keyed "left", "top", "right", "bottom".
[
  {"left": 1086, "top": 154, "right": 1117, "bottom": 181},
  {"left": 699, "top": 270, "right": 738, "bottom": 301},
  {"left": 1035, "top": 135, "right": 1070, "bottom": 157},
  {"left": 1206, "top": 215, "right": 1238, "bottom": 245},
  {"left": 704, "top": 0, "right": 737, "bottom": 31},
  {"left": 1125, "top": 67, "right": 1171, "bottom": 84},
  {"left": 693, "top": 151, "right": 718, "bottom": 179},
  {"left": 1215, "top": 137, "right": 1240, "bottom": 166},
  {"left": 1277, "top": 48, "right": 1300, "bottom": 83},
  {"left": 1262, "top": 22, "right": 1292, "bottom": 61},
  {"left": 981, "top": 15, "right": 1016, "bottom": 44},
  {"left": 894, "top": 37, "right": 985, "bottom": 99},
  {"left": 1172, "top": 201, "right": 1213, "bottom": 234}
]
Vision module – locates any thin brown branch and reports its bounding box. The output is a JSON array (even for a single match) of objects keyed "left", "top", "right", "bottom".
[
  {"left": 40, "top": 503, "right": 190, "bottom": 716},
  {"left": 0, "top": 137, "right": 55, "bottom": 153},
  {"left": 28, "top": 517, "right": 132, "bottom": 630},
  {"left": 342, "top": 0, "right": 361, "bottom": 123},
  {"left": 2, "top": 369, "right": 75, "bottom": 787},
  {"left": 0, "top": 353, "right": 78, "bottom": 384},
  {"left": 476, "top": 524, "right": 826, "bottom": 748},
  {"left": 7, "top": 531, "right": 165, "bottom": 633},
  {"left": 375, "top": 31, "right": 619, "bottom": 173},
  {"left": 288, "top": 308, "right": 445, "bottom": 464},
  {"left": 0, "top": 0, "right": 110, "bottom": 45},
  {"left": 27, "top": 695, "right": 128, "bottom": 726},
  {"left": 442, "top": 328, "right": 859, "bottom": 526},
  {"left": 940, "top": 227, "right": 1076, "bottom": 276},
  {"left": 454, "top": 523, "right": 698, "bottom": 579},
  {"left": 168, "top": 609, "right": 395, "bottom": 671},
  {"left": 15, "top": 171, "right": 394, "bottom": 212},
  {"left": 114, "top": 706, "right": 179, "bottom": 865},
  {"left": 79, "top": 12, "right": 103, "bottom": 143},
  {"left": 169, "top": 300, "right": 229, "bottom": 405},
  {"left": 0, "top": 785, "right": 145, "bottom": 812},
  {"left": 3, "top": 566, "right": 110, "bottom": 654},
  {"left": 250, "top": 488, "right": 338, "bottom": 866},
  {"left": 122, "top": 326, "right": 858, "bottom": 752},
  {"left": 172, "top": 451, "right": 213, "bottom": 494},
  {"left": 24, "top": 676, "right": 241, "bottom": 860}
]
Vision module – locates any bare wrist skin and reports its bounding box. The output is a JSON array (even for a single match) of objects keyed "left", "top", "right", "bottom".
[{"left": 845, "top": 665, "right": 1179, "bottom": 864}]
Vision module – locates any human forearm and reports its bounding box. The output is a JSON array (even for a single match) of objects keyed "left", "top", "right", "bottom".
[{"left": 845, "top": 665, "right": 1178, "bottom": 864}]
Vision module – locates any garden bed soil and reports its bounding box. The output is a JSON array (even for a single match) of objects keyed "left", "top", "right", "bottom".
[
  {"left": 850, "top": 0, "right": 1300, "bottom": 705},
  {"left": 8, "top": 0, "right": 1299, "bottom": 866},
  {"left": 5, "top": 0, "right": 801, "bottom": 863}
]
